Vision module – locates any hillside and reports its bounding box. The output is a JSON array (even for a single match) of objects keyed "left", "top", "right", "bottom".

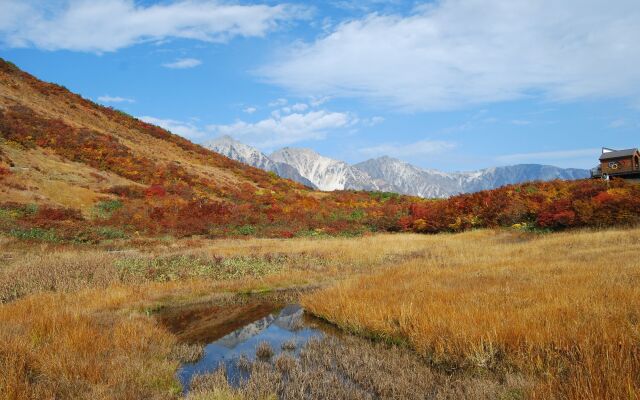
[
  {"left": 0, "top": 58, "right": 418, "bottom": 240},
  {"left": 0, "top": 58, "right": 639, "bottom": 242}
]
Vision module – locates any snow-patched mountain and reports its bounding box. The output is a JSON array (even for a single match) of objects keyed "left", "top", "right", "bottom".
[
  {"left": 205, "top": 136, "right": 590, "bottom": 198},
  {"left": 461, "top": 164, "right": 590, "bottom": 193},
  {"left": 270, "top": 147, "right": 379, "bottom": 191},
  {"left": 204, "top": 136, "right": 316, "bottom": 188},
  {"left": 355, "top": 157, "right": 590, "bottom": 198},
  {"left": 354, "top": 156, "right": 463, "bottom": 198}
]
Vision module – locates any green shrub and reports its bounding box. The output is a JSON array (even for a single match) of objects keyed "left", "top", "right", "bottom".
[
  {"left": 9, "top": 228, "right": 58, "bottom": 242},
  {"left": 96, "top": 226, "right": 128, "bottom": 239},
  {"left": 95, "top": 200, "right": 123, "bottom": 218},
  {"left": 349, "top": 209, "right": 366, "bottom": 221},
  {"left": 369, "top": 192, "right": 399, "bottom": 202},
  {"left": 236, "top": 225, "right": 256, "bottom": 236}
]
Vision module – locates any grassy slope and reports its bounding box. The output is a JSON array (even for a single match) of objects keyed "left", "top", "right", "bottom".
[{"left": 0, "top": 58, "right": 304, "bottom": 210}]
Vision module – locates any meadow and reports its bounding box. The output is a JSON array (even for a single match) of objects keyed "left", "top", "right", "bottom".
[{"left": 0, "top": 227, "right": 638, "bottom": 399}]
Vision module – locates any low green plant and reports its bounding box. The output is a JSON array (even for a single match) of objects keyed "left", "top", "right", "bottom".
[
  {"left": 94, "top": 199, "right": 123, "bottom": 218},
  {"left": 9, "top": 227, "right": 58, "bottom": 242},
  {"left": 96, "top": 226, "right": 128, "bottom": 240},
  {"left": 369, "top": 192, "right": 399, "bottom": 202},
  {"left": 114, "top": 254, "right": 286, "bottom": 282},
  {"left": 236, "top": 225, "right": 256, "bottom": 236}
]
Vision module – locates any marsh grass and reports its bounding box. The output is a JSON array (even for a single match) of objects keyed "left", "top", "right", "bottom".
[
  {"left": 190, "top": 336, "right": 527, "bottom": 400},
  {"left": 256, "top": 341, "right": 275, "bottom": 361},
  {"left": 171, "top": 343, "right": 205, "bottom": 364},
  {"left": 303, "top": 228, "right": 640, "bottom": 399},
  {"left": 0, "top": 233, "right": 435, "bottom": 303}
]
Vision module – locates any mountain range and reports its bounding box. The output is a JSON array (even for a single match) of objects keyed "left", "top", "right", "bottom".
[{"left": 205, "top": 136, "right": 590, "bottom": 198}]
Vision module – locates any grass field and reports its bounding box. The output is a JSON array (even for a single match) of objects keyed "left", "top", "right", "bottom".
[
  {"left": 303, "top": 229, "right": 640, "bottom": 399},
  {"left": 0, "top": 228, "right": 638, "bottom": 399}
]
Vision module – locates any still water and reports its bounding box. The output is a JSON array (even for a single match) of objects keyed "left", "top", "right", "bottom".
[{"left": 170, "top": 303, "right": 331, "bottom": 391}]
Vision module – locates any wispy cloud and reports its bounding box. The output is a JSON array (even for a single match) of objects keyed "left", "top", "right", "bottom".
[
  {"left": 496, "top": 148, "right": 600, "bottom": 165},
  {"left": 162, "top": 58, "right": 202, "bottom": 69},
  {"left": 262, "top": 0, "right": 640, "bottom": 111},
  {"left": 0, "top": 0, "right": 308, "bottom": 53},
  {"left": 243, "top": 106, "right": 257, "bottom": 114},
  {"left": 609, "top": 118, "right": 626, "bottom": 128},
  {"left": 362, "top": 116, "right": 384, "bottom": 127},
  {"left": 97, "top": 95, "right": 134, "bottom": 103},
  {"left": 139, "top": 116, "right": 206, "bottom": 140},
  {"left": 510, "top": 119, "right": 532, "bottom": 126},
  {"left": 360, "top": 139, "right": 456, "bottom": 158},
  {"left": 268, "top": 98, "right": 288, "bottom": 107},
  {"left": 290, "top": 103, "right": 308, "bottom": 112}
]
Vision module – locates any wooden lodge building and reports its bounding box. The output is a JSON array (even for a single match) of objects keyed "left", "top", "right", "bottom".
[{"left": 591, "top": 147, "right": 640, "bottom": 180}]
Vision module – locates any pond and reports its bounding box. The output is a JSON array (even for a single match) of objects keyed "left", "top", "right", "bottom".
[
  {"left": 158, "top": 300, "right": 335, "bottom": 393},
  {"left": 157, "top": 298, "right": 522, "bottom": 399}
]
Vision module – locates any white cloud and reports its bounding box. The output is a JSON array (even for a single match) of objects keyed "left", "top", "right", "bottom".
[
  {"left": 243, "top": 106, "right": 257, "bottom": 114},
  {"left": 139, "top": 116, "right": 206, "bottom": 140},
  {"left": 279, "top": 104, "right": 308, "bottom": 114},
  {"left": 496, "top": 148, "right": 600, "bottom": 165},
  {"left": 0, "top": 0, "right": 307, "bottom": 52},
  {"left": 208, "top": 110, "right": 356, "bottom": 148},
  {"left": 163, "top": 58, "right": 202, "bottom": 69},
  {"left": 262, "top": 0, "right": 640, "bottom": 111},
  {"left": 97, "top": 95, "right": 134, "bottom": 103},
  {"left": 360, "top": 139, "right": 456, "bottom": 158}
]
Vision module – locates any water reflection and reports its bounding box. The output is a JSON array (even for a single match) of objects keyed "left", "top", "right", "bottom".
[{"left": 177, "top": 304, "right": 326, "bottom": 391}]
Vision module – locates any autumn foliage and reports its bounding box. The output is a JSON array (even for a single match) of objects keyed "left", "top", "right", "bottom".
[{"left": 404, "top": 179, "right": 640, "bottom": 233}]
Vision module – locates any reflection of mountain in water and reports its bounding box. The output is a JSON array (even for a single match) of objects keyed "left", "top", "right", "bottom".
[
  {"left": 273, "top": 305, "right": 304, "bottom": 330},
  {"left": 216, "top": 305, "right": 303, "bottom": 349}
]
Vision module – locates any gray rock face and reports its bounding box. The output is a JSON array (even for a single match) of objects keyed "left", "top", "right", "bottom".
[
  {"left": 204, "top": 135, "right": 317, "bottom": 189},
  {"left": 271, "top": 147, "right": 379, "bottom": 191}
]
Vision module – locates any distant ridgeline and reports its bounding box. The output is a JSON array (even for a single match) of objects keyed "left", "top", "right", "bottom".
[
  {"left": 206, "top": 135, "right": 591, "bottom": 198},
  {"left": 1, "top": 58, "right": 640, "bottom": 241}
]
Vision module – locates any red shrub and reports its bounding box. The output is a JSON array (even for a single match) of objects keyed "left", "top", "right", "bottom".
[{"left": 145, "top": 185, "right": 167, "bottom": 198}]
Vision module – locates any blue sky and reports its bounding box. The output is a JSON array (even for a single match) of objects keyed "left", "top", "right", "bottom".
[{"left": 1, "top": 0, "right": 639, "bottom": 172}]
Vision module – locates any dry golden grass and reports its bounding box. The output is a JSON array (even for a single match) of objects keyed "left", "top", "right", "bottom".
[
  {"left": 2, "top": 229, "right": 639, "bottom": 399},
  {"left": 0, "top": 233, "right": 438, "bottom": 399},
  {"left": 302, "top": 228, "right": 640, "bottom": 399},
  {"left": 0, "top": 286, "right": 179, "bottom": 399}
]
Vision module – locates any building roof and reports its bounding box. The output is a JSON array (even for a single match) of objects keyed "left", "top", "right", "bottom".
[{"left": 599, "top": 148, "right": 640, "bottom": 161}]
